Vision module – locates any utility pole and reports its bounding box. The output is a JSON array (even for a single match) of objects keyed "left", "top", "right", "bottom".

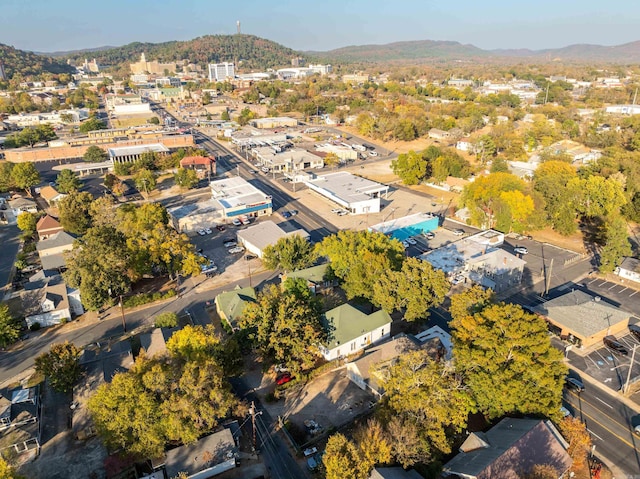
[
  {"left": 248, "top": 401, "right": 261, "bottom": 452},
  {"left": 544, "top": 258, "right": 554, "bottom": 297},
  {"left": 118, "top": 295, "right": 126, "bottom": 332},
  {"left": 623, "top": 344, "right": 638, "bottom": 394}
]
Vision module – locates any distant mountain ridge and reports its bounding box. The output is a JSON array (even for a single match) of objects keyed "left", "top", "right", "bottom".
[{"left": 0, "top": 43, "right": 75, "bottom": 80}]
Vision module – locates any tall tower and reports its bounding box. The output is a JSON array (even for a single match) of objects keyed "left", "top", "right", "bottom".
[
  {"left": 236, "top": 21, "right": 241, "bottom": 34},
  {"left": 0, "top": 62, "right": 6, "bottom": 82}
]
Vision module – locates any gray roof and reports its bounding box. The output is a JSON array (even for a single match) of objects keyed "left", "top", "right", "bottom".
[
  {"left": 36, "top": 231, "right": 76, "bottom": 252},
  {"left": 443, "top": 418, "right": 571, "bottom": 479},
  {"left": 40, "top": 253, "right": 67, "bottom": 270},
  {"left": 620, "top": 256, "right": 640, "bottom": 273},
  {"left": 164, "top": 428, "right": 236, "bottom": 478},
  {"left": 369, "top": 467, "right": 422, "bottom": 479},
  {"left": 237, "top": 220, "right": 308, "bottom": 253},
  {"left": 532, "top": 290, "right": 630, "bottom": 339},
  {"left": 305, "top": 171, "right": 388, "bottom": 204},
  {"left": 107, "top": 143, "right": 168, "bottom": 158},
  {"left": 140, "top": 328, "right": 176, "bottom": 358}
]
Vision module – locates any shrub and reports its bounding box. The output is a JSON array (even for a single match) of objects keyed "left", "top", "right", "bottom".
[
  {"left": 122, "top": 289, "right": 176, "bottom": 308},
  {"left": 154, "top": 312, "right": 178, "bottom": 328}
]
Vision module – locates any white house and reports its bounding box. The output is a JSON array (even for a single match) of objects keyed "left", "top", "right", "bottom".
[
  {"left": 319, "top": 304, "right": 392, "bottom": 361},
  {"left": 22, "top": 280, "right": 79, "bottom": 328},
  {"left": 616, "top": 257, "right": 640, "bottom": 283}
]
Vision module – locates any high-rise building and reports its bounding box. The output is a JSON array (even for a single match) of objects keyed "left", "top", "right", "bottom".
[
  {"left": 0, "top": 62, "right": 6, "bottom": 81},
  {"left": 208, "top": 63, "right": 235, "bottom": 82}
]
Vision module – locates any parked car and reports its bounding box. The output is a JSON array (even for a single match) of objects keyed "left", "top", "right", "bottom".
[
  {"left": 204, "top": 227, "right": 212, "bottom": 235},
  {"left": 331, "top": 208, "right": 342, "bottom": 213},
  {"left": 240, "top": 217, "right": 251, "bottom": 225},
  {"left": 228, "top": 246, "right": 245, "bottom": 254},
  {"left": 424, "top": 231, "right": 435, "bottom": 240},
  {"left": 629, "top": 323, "right": 640, "bottom": 341},
  {"left": 304, "top": 447, "right": 318, "bottom": 457},
  {"left": 451, "top": 275, "right": 465, "bottom": 285},
  {"left": 603, "top": 335, "right": 629, "bottom": 356},
  {"left": 565, "top": 377, "right": 585, "bottom": 393},
  {"left": 337, "top": 210, "right": 349, "bottom": 216},
  {"left": 369, "top": 151, "right": 378, "bottom": 157},
  {"left": 232, "top": 218, "right": 242, "bottom": 226},
  {"left": 276, "top": 373, "right": 293, "bottom": 385},
  {"left": 402, "top": 240, "right": 410, "bottom": 249},
  {"left": 560, "top": 406, "right": 572, "bottom": 418},
  {"left": 452, "top": 229, "right": 465, "bottom": 236},
  {"left": 290, "top": 210, "right": 298, "bottom": 216},
  {"left": 514, "top": 246, "right": 528, "bottom": 255},
  {"left": 282, "top": 211, "right": 292, "bottom": 219},
  {"left": 223, "top": 240, "right": 237, "bottom": 248},
  {"left": 216, "top": 225, "right": 226, "bottom": 231},
  {"left": 635, "top": 425, "right": 640, "bottom": 437},
  {"left": 245, "top": 254, "right": 258, "bottom": 261},
  {"left": 406, "top": 237, "right": 417, "bottom": 245},
  {"left": 261, "top": 167, "right": 270, "bottom": 173},
  {"left": 307, "top": 456, "right": 318, "bottom": 471},
  {"left": 197, "top": 229, "right": 206, "bottom": 236}
]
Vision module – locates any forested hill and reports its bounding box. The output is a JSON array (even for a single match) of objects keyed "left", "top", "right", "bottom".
[
  {"left": 0, "top": 44, "right": 75, "bottom": 79},
  {"left": 62, "top": 34, "right": 299, "bottom": 71}
]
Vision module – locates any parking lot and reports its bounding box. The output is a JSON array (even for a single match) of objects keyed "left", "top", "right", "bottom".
[
  {"left": 580, "top": 278, "right": 640, "bottom": 316},
  {"left": 567, "top": 329, "right": 640, "bottom": 395}
]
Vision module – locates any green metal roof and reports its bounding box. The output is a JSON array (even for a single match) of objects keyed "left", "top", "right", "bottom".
[
  {"left": 215, "top": 285, "right": 256, "bottom": 327},
  {"left": 285, "top": 264, "right": 329, "bottom": 284},
  {"left": 322, "top": 304, "right": 391, "bottom": 348}
]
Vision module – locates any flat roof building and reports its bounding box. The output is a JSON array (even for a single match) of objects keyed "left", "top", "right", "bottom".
[
  {"left": 252, "top": 147, "right": 324, "bottom": 173},
  {"left": 167, "top": 199, "right": 223, "bottom": 233},
  {"left": 304, "top": 171, "right": 389, "bottom": 214},
  {"left": 208, "top": 62, "right": 235, "bottom": 82},
  {"left": 209, "top": 176, "right": 273, "bottom": 220},
  {"left": 250, "top": 117, "right": 298, "bottom": 129},
  {"left": 369, "top": 212, "right": 439, "bottom": 241},
  {"left": 107, "top": 143, "right": 169, "bottom": 163},
  {"left": 236, "top": 220, "right": 308, "bottom": 258}
]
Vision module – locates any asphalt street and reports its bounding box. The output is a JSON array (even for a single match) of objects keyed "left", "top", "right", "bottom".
[{"left": 0, "top": 224, "right": 20, "bottom": 291}]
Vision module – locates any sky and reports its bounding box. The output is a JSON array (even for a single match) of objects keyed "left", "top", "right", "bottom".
[{"left": 2, "top": 0, "right": 640, "bottom": 53}]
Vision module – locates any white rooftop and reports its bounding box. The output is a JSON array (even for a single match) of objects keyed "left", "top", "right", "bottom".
[
  {"left": 237, "top": 220, "right": 308, "bottom": 252},
  {"left": 209, "top": 176, "right": 271, "bottom": 210},
  {"left": 107, "top": 143, "right": 169, "bottom": 158},
  {"left": 304, "top": 171, "right": 388, "bottom": 204},
  {"left": 167, "top": 198, "right": 222, "bottom": 220}
]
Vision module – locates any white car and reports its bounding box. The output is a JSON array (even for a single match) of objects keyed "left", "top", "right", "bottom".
[
  {"left": 402, "top": 240, "right": 410, "bottom": 249},
  {"left": 451, "top": 275, "right": 465, "bottom": 285},
  {"left": 424, "top": 231, "right": 435, "bottom": 240},
  {"left": 452, "top": 229, "right": 465, "bottom": 236},
  {"left": 204, "top": 227, "right": 212, "bottom": 235},
  {"left": 406, "top": 237, "right": 417, "bottom": 245},
  {"left": 337, "top": 210, "right": 349, "bottom": 216},
  {"left": 232, "top": 218, "right": 242, "bottom": 226},
  {"left": 369, "top": 151, "right": 378, "bottom": 157},
  {"left": 228, "top": 246, "right": 245, "bottom": 254},
  {"left": 197, "top": 229, "right": 206, "bottom": 236},
  {"left": 514, "top": 246, "right": 528, "bottom": 255}
]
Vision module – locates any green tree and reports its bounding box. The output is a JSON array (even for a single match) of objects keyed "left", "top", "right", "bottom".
[
  {"left": 202, "top": 92, "right": 212, "bottom": 105},
  {"left": 323, "top": 433, "right": 363, "bottom": 479},
  {"left": 34, "top": 342, "right": 82, "bottom": 393},
  {"left": 79, "top": 117, "right": 107, "bottom": 133},
  {"left": 450, "top": 295, "right": 566, "bottom": 419},
  {"left": 58, "top": 191, "right": 94, "bottom": 235},
  {"left": 83, "top": 145, "right": 108, "bottom": 163},
  {"left": 0, "top": 162, "right": 15, "bottom": 192},
  {"left": 391, "top": 150, "right": 429, "bottom": 185},
  {"left": 134, "top": 168, "right": 156, "bottom": 194},
  {"left": 154, "top": 311, "right": 179, "bottom": 329},
  {"left": 379, "top": 349, "right": 474, "bottom": 457},
  {"left": 174, "top": 167, "right": 199, "bottom": 189},
  {"left": 0, "top": 303, "right": 21, "bottom": 348},
  {"left": 16, "top": 211, "right": 37, "bottom": 234},
  {"left": 262, "top": 234, "right": 316, "bottom": 272},
  {"left": 533, "top": 161, "right": 578, "bottom": 235},
  {"left": 10, "top": 162, "right": 40, "bottom": 194},
  {"left": 373, "top": 257, "right": 448, "bottom": 321},
  {"left": 0, "top": 456, "right": 27, "bottom": 479},
  {"left": 241, "top": 283, "right": 324, "bottom": 373},
  {"left": 599, "top": 215, "right": 631, "bottom": 273},
  {"left": 56, "top": 168, "right": 82, "bottom": 193},
  {"left": 220, "top": 109, "right": 230, "bottom": 121},
  {"left": 148, "top": 116, "right": 160, "bottom": 125},
  {"left": 316, "top": 230, "right": 404, "bottom": 301},
  {"left": 570, "top": 175, "right": 627, "bottom": 219}
]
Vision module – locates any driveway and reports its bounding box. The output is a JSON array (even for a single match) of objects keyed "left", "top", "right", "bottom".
[{"left": 0, "top": 224, "right": 20, "bottom": 293}]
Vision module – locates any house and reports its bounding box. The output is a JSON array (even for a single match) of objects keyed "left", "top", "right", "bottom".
[
  {"left": 180, "top": 155, "right": 216, "bottom": 180},
  {"left": 616, "top": 257, "right": 640, "bottom": 284},
  {"left": 0, "top": 387, "right": 41, "bottom": 464},
  {"left": 73, "top": 341, "right": 134, "bottom": 441},
  {"left": 36, "top": 215, "right": 63, "bottom": 240},
  {"left": 215, "top": 286, "right": 257, "bottom": 332},
  {"left": 36, "top": 231, "right": 76, "bottom": 270},
  {"left": 442, "top": 418, "right": 571, "bottom": 479},
  {"left": 140, "top": 328, "right": 176, "bottom": 358},
  {"left": 283, "top": 263, "right": 337, "bottom": 295},
  {"left": 369, "top": 467, "right": 422, "bottom": 479},
  {"left": 8, "top": 196, "right": 38, "bottom": 224},
  {"left": 319, "top": 304, "right": 392, "bottom": 361},
  {"left": 236, "top": 221, "right": 309, "bottom": 259},
  {"left": 163, "top": 428, "right": 237, "bottom": 479},
  {"left": 39, "top": 185, "right": 66, "bottom": 206},
  {"left": 532, "top": 290, "right": 630, "bottom": 349},
  {"left": 428, "top": 128, "right": 451, "bottom": 141},
  {"left": 21, "top": 279, "right": 79, "bottom": 328},
  {"left": 304, "top": 171, "right": 389, "bottom": 215}
]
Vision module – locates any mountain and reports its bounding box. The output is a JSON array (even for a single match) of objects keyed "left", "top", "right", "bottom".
[
  {"left": 0, "top": 43, "right": 75, "bottom": 79},
  {"left": 62, "top": 34, "right": 299, "bottom": 71},
  {"left": 318, "top": 39, "right": 640, "bottom": 64},
  {"left": 41, "top": 46, "right": 118, "bottom": 58}
]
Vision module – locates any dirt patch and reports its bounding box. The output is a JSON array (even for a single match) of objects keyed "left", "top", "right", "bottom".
[
  {"left": 528, "top": 227, "right": 586, "bottom": 254},
  {"left": 335, "top": 125, "right": 437, "bottom": 155}
]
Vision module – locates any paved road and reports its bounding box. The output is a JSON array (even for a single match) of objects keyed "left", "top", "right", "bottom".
[
  {"left": 0, "top": 224, "right": 20, "bottom": 291},
  {"left": 564, "top": 371, "right": 640, "bottom": 475}
]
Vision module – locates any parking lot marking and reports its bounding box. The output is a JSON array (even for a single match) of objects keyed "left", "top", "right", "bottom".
[
  {"left": 598, "top": 281, "right": 608, "bottom": 287},
  {"left": 608, "top": 283, "right": 617, "bottom": 290},
  {"left": 630, "top": 290, "right": 639, "bottom": 297},
  {"left": 588, "top": 278, "right": 599, "bottom": 285},
  {"left": 594, "top": 397, "right": 614, "bottom": 409},
  {"left": 619, "top": 287, "right": 628, "bottom": 294},
  {"left": 593, "top": 350, "right": 612, "bottom": 365},
  {"left": 586, "top": 355, "right": 602, "bottom": 369}
]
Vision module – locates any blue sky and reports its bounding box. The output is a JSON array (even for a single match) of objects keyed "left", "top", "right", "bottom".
[{"left": 2, "top": 0, "right": 639, "bottom": 53}]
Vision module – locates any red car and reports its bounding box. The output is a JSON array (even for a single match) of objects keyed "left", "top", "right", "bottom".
[
  {"left": 216, "top": 225, "right": 226, "bottom": 231},
  {"left": 276, "top": 373, "right": 293, "bottom": 386}
]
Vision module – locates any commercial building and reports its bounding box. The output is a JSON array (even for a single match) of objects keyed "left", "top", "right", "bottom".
[
  {"left": 7, "top": 109, "right": 89, "bottom": 127},
  {"left": 420, "top": 230, "right": 525, "bottom": 292},
  {"left": 314, "top": 143, "right": 358, "bottom": 161},
  {"left": 342, "top": 73, "right": 372, "bottom": 84},
  {"left": 616, "top": 257, "right": 640, "bottom": 283},
  {"left": 105, "top": 93, "right": 152, "bottom": 116},
  {"left": 369, "top": 212, "right": 438, "bottom": 241},
  {"left": 209, "top": 176, "right": 273, "bottom": 220},
  {"left": 308, "top": 64, "right": 333, "bottom": 75},
  {"left": 532, "top": 290, "right": 630, "bottom": 349},
  {"left": 443, "top": 418, "right": 571, "bottom": 479},
  {"left": 236, "top": 221, "right": 308, "bottom": 258},
  {"left": 319, "top": 304, "right": 392, "bottom": 361},
  {"left": 304, "top": 171, "right": 389, "bottom": 214},
  {"left": 129, "top": 53, "right": 177, "bottom": 76},
  {"left": 155, "top": 77, "right": 182, "bottom": 88},
  {"left": 208, "top": 62, "right": 235, "bottom": 82},
  {"left": 605, "top": 104, "right": 640, "bottom": 115},
  {"left": 107, "top": 143, "right": 169, "bottom": 163},
  {"left": 251, "top": 117, "right": 298, "bottom": 129},
  {"left": 168, "top": 199, "right": 221, "bottom": 233},
  {"left": 252, "top": 147, "right": 324, "bottom": 173}
]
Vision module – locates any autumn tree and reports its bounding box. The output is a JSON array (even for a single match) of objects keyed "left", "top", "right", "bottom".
[
  {"left": 391, "top": 150, "right": 430, "bottom": 185},
  {"left": 521, "top": 464, "right": 562, "bottom": 479},
  {"left": 354, "top": 419, "right": 392, "bottom": 473},
  {"left": 450, "top": 291, "right": 566, "bottom": 419},
  {"left": 34, "top": 342, "right": 82, "bottom": 393},
  {"left": 559, "top": 417, "right": 592, "bottom": 470},
  {"left": 0, "top": 303, "right": 21, "bottom": 348},
  {"left": 323, "top": 152, "right": 341, "bottom": 169},
  {"left": 56, "top": 168, "right": 82, "bottom": 193},
  {"left": 373, "top": 257, "right": 449, "bottom": 321},
  {"left": 241, "top": 283, "right": 324, "bottom": 373},
  {"left": 0, "top": 457, "right": 26, "bottom": 479},
  {"left": 58, "top": 191, "right": 94, "bottom": 235},
  {"left": 317, "top": 230, "right": 404, "bottom": 301},
  {"left": 323, "top": 433, "right": 363, "bottom": 479},
  {"left": 16, "top": 211, "right": 37, "bottom": 234},
  {"left": 379, "top": 350, "right": 474, "bottom": 459},
  {"left": 174, "top": 167, "right": 199, "bottom": 189},
  {"left": 570, "top": 175, "right": 627, "bottom": 219},
  {"left": 533, "top": 161, "right": 578, "bottom": 235},
  {"left": 262, "top": 234, "right": 317, "bottom": 272},
  {"left": 10, "top": 162, "right": 40, "bottom": 195}
]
